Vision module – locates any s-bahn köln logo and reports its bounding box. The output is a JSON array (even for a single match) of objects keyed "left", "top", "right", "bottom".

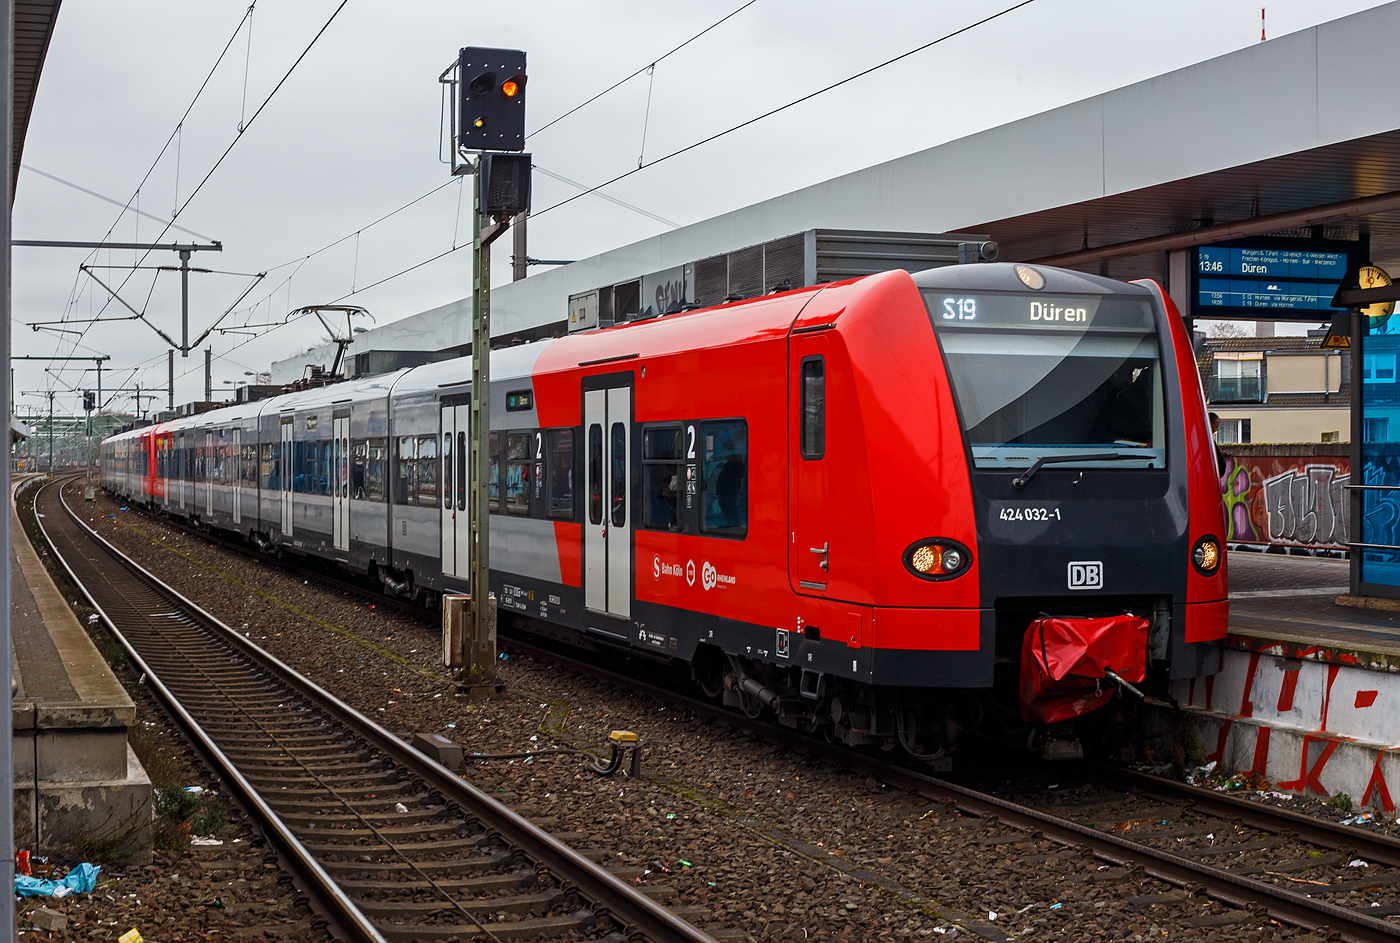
[{"left": 653, "top": 555, "right": 733, "bottom": 590}]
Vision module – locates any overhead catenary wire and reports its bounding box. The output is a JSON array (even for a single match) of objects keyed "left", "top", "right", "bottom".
[
  {"left": 527, "top": 0, "right": 759, "bottom": 139},
  {"left": 20, "top": 164, "right": 215, "bottom": 240},
  {"left": 530, "top": 0, "right": 1038, "bottom": 222},
  {"left": 59, "top": 0, "right": 350, "bottom": 378},
  {"left": 38, "top": 4, "right": 260, "bottom": 384}
]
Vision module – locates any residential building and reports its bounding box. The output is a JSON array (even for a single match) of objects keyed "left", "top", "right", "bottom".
[{"left": 1199, "top": 333, "right": 1349, "bottom": 443}]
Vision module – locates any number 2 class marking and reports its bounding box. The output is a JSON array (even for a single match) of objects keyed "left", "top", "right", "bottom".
[{"left": 686, "top": 425, "right": 696, "bottom": 459}]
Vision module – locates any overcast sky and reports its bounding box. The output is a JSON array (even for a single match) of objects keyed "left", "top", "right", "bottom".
[{"left": 11, "top": 0, "right": 1390, "bottom": 416}]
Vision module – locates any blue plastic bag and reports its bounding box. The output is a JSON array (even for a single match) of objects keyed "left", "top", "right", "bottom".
[{"left": 15, "top": 862, "right": 99, "bottom": 897}]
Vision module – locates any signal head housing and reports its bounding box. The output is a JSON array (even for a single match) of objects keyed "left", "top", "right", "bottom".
[{"left": 458, "top": 46, "right": 526, "bottom": 152}]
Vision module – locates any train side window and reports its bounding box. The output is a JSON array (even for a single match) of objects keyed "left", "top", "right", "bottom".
[
  {"left": 801, "top": 356, "right": 825, "bottom": 459},
  {"left": 441, "top": 431, "right": 452, "bottom": 510},
  {"left": 546, "top": 428, "right": 574, "bottom": 520},
  {"left": 488, "top": 432, "right": 501, "bottom": 512},
  {"left": 588, "top": 424, "right": 603, "bottom": 525},
  {"left": 352, "top": 441, "right": 368, "bottom": 499},
  {"left": 701, "top": 420, "right": 747, "bottom": 537},
  {"left": 261, "top": 442, "right": 278, "bottom": 491},
  {"left": 456, "top": 431, "right": 466, "bottom": 511},
  {"left": 610, "top": 422, "right": 626, "bottom": 527},
  {"left": 293, "top": 440, "right": 306, "bottom": 493},
  {"left": 395, "top": 436, "right": 415, "bottom": 504},
  {"left": 641, "top": 425, "right": 682, "bottom": 531},
  {"left": 505, "top": 432, "right": 532, "bottom": 515},
  {"left": 417, "top": 434, "right": 438, "bottom": 507},
  {"left": 242, "top": 442, "right": 258, "bottom": 483},
  {"left": 365, "top": 438, "right": 387, "bottom": 502}
]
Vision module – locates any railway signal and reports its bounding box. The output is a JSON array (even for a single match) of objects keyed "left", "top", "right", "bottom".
[
  {"left": 438, "top": 45, "right": 534, "bottom": 688},
  {"left": 458, "top": 46, "right": 527, "bottom": 152}
]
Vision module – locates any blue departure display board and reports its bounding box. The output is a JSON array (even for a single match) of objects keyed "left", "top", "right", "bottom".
[{"left": 1193, "top": 242, "right": 1355, "bottom": 316}]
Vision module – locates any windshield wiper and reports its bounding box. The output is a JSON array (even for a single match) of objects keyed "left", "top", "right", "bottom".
[{"left": 1011, "top": 452, "right": 1146, "bottom": 489}]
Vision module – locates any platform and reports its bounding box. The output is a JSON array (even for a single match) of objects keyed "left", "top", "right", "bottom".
[{"left": 10, "top": 476, "right": 151, "bottom": 860}]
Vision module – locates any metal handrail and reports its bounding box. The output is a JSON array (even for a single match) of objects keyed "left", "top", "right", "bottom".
[{"left": 1345, "top": 484, "right": 1400, "bottom": 491}]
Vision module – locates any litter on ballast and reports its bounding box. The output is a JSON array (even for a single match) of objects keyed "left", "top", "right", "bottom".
[
  {"left": 499, "top": 653, "right": 510, "bottom": 661},
  {"left": 395, "top": 803, "right": 408, "bottom": 813},
  {"left": 1050, "top": 903, "right": 1063, "bottom": 910},
  {"left": 118, "top": 929, "right": 143, "bottom": 943},
  {"left": 1350, "top": 859, "right": 1370, "bottom": 868},
  {"left": 16, "top": 862, "right": 100, "bottom": 898},
  {"left": 15, "top": 850, "right": 30, "bottom": 876},
  {"left": 1343, "top": 812, "right": 1374, "bottom": 826},
  {"left": 184, "top": 786, "right": 205, "bottom": 796},
  {"left": 189, "top": 837, "right": 223, "bottom": 846},
  {"left": 1185, "top": 760, "right": 1218, "bottom": 786},
  {"left": 679, "top": 860, "right": 693, "bottom": 868}
]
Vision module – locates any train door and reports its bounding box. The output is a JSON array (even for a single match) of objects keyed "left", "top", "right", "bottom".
[
  {"left": 280, "top": 419, "right": 294, "bottom": 535},
  {"left": 178, "top": 433, "right": 186, "bottom": 509},
  {"left": 204, "top": 431, "right": 214, "bottom": 515},
  {"left": 791, "top": 336, "right": 830, "bottom": 593},
  {"left": 232, "top": 429, "right": 242, "bottom": 525},
  {"left": 333, "top": 415, "right": 350, "bottom": 552},
  {"left": 583, "top": 382, "right": 631, "bottom": 619},
  {"left": 440, "top": 403, "right": 470, "bottom": 578}
]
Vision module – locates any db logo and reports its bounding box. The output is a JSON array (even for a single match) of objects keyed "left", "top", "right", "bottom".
[
  {"left": 686, "top": 559, "right": 696, "bottom": 587},
  {"left": 1067, "top": 561, "right": 1103, "bottom": 590},
  {"left": 653, "top": 555, "right": 661, "bottom": 580},
  {"left": 701, "top": 561, "right": 718, "bottom": 591}
]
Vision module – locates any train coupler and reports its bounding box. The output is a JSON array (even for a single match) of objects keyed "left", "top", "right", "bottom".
[{"left": 589, "top": 730, "right": 642, "bottom": 777}]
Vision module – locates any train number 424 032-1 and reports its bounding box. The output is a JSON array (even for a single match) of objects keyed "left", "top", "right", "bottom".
[{"left": 999, "top": 506, "right": 1061, "bottom": 521}]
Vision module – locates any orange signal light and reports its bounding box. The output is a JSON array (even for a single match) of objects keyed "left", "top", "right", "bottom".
[{"left": 501, "top": 80, "right": 519, "bottom": 98}]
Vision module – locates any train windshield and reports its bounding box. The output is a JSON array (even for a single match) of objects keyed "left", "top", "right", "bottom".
[{"left": 923, "top": 291, "right": 1166, "bottom": 470}]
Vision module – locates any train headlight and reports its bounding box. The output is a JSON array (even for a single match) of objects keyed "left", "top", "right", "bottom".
[
  {"left": 1192, "top": 536, "right": 1221, "bottom": 576},
  {"left": 903, "top": 539, "right": 971, "bottom": 581},
  {"left": 911, "top": 545, "right": 941, "bottom": 574}
]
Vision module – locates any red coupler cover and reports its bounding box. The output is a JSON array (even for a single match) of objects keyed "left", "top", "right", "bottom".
[{"left": 1019, "top": 614, "right": 1150, "bottom": 725}]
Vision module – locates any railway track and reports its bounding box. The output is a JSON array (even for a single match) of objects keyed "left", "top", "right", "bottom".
[
  {"left": 35, "top": 476, "right": 717, "bottom": 943},
  {"left": 103, "top": 486, "right": 1400, "bottom": 941},
  {"left": 498, "top": 638, "right": 1400, "bottom": 943}
]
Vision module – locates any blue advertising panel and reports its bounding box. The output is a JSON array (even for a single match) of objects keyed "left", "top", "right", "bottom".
[{"left": 1191, "top": 237, "right": 1363, "bottom": 320}]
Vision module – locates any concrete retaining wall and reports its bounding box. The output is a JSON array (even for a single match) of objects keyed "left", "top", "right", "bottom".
[{"left": 1174, "top": 639, "right": 1400, "bottom": 814}]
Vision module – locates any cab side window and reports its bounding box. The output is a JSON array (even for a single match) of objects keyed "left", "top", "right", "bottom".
[
  {"left": 701, "top": 420, "right": 747, "bottom": 537},
  {"left": 801, "top": 357, "right": 825, "bottom": 459}
]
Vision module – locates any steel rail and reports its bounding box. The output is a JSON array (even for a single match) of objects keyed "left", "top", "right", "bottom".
[
  {"left": 41, "top": 478, "right": 717, "bottom": 943},
  {"left": 32, "top": 477, "right": 386, "bottom": 943},
  {"left": 1092, "top": 763, "right": 1400, "bottom": 869},
  {"left": 503, "top": 638, "right": 1400, "bottom": 943}
]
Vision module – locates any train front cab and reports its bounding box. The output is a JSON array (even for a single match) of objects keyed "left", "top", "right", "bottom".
[{"left": 885, "top": 263, "right": 1227, "bottom": 748}]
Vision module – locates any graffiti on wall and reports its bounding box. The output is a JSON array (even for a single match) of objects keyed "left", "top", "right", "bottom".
[{"left": 1223, "top": 455, "right": 1351, "bottom": 549}]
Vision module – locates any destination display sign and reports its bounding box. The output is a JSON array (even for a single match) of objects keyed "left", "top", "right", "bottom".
[
  {"left": 1192, "top": 239, "right": 1360, "bottom": 318},
  {"left": 921, "top": 291, "right": 1155, "bottom": 333}
]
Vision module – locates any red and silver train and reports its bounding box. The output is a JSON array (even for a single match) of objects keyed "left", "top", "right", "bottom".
[{"left": 102, "top": 263, "right": 1227, "bottom": 758}]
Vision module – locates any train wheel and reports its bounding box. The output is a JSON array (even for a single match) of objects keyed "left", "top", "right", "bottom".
[{"left": 694, "top": 648, "right": 725, "bottom": 701}]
